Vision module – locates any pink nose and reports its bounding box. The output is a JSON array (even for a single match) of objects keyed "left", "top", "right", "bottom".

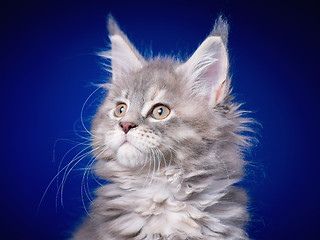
[{"left": 119, "top": 122, "right": 137, "bottom": 134}]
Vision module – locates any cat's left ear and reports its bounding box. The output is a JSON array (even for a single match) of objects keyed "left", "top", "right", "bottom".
[
  {"left": 176, "top": 25, "right": 229, "bottom": 107},
  {"left": 100, "top": 15, "right": 145, "bottom": 81}
]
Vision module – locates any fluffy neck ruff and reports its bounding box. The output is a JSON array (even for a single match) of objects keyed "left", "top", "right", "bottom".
[{"left": 90, "top": 160, "right": 248, "bottom": 239}]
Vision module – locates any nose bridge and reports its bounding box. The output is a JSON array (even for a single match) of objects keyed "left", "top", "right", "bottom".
[
  {"left": 119, "top": 99, "right": 141, "bottom": 134},
  {"left": 121, "top": 97, "right": 143, "bottom": 123},
  {"left": 120, "top": 110, "right": 137, "bottom": 123}
]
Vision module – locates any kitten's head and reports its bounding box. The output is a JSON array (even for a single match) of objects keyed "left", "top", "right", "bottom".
[{"left": 91, "top": 16, "right": 247, "bottom": 179}]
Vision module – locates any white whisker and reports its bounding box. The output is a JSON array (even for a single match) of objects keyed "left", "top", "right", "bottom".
[
  {"left": 137, "top": 152, "right": 149, "bottom": 176},
  {"left": 38, "top": 143, "right": 97, "bottom": 212},
  {"left": 81, "top": 155, "right": 96, "bottom": 218},
  {"left": 212, "top": 151, "right": 232, "bottom": 190},
  {"left": 58, "top": 145, "right": 103, "bottom": 207},
  {"left": 80, "top": 86, "right": 102, "bottom": 137},
  {"left": 150, "top": 148, "right": 157, "bottom": 186},
  {"left": 76, "top": 143, "right": 108, "bottom": 218},
  {"left": 56, "top": 141, "right": 91, "bottom": 193},
  {"left": 143, "top": 151, "right": 153, "bottom": 188}
]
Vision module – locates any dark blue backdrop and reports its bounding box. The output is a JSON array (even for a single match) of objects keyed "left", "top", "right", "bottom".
[{"left": 1, "top": 1, "right": 319, "bottom": 239}]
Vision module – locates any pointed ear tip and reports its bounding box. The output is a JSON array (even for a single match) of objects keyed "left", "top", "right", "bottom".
[
  {"left": 107, "top": 13, "right": 114, "bottom": 20},
  {"left": 107, "top": 13, "right": 117, "bottom": 25}
]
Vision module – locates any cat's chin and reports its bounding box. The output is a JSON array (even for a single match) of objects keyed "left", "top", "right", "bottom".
[{"left": 116, "top": 143, "right": 145, "bottom": 168}]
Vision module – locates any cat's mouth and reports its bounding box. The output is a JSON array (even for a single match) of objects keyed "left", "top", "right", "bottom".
[
  {"left": 120, "top": 137, "right": 133, "bottom": 147},
  {"left": 119, "top": 136, "right": 143, "bottom": 153}
]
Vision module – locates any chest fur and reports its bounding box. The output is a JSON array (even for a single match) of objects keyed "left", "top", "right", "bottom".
[{"left": 95, "top": 182, "right": 206, "bottom": 239}]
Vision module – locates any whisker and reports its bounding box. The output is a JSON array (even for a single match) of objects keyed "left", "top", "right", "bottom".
[
  {"left": 59, "top": 145, "right": 94, "bottom": 192},
  {"left": 37, "top": 144, "right": 98, "bottom": 212},
  {"left": 56, "top": 140, "right": 91, "bottom": 193},
  {"left": 155, "top": 148, "right": 161, "bottom": 176},
  {"left": 53, "top": 138, "right": 90, "bottom": 164},
  {"left": 80, "top": 143, "right": 109, "bottom": 218},
  {"left": 91, "top": 169, "right": 104, "bottom": 187},
  {"left": 83, "top": 146, "right": 109, "bottom": 206},
  {"left": 80, "top": 86, "right": 102, "bottom": 137},
  {"left": 81, "top": 152, "right": 100, "bottom": 202},
  {"left": 59, "top": 155, "right": 91, "bottom": 208},
  {"left": 58, "top": 145, "right": 103, "bottom": 207},
  {"left": 80, "top": 155, "right": 96, "bottom": 218},
  {"left": 159, "top": 144, "right": 183, "bottom": 187},
  {"left": 143, "top": 151, "right": 153, "bottom": 188},
  {"left": 150, "top": 148, "right": 157, "bottom": 186},
  {"left": 212, "top": 151, "right": 232, "bottom": 189},
  {"left": 167, "top": 148, "right": 173, "bottom": 169},
  {"left": 137, "top": 152, "right": 149, "bottom": 176},
  {"left": 157, "top": 143, "right": 176, "bottom": 171},
  {"left": 155, "top": 147, "right": 166, "bottom": 170}
]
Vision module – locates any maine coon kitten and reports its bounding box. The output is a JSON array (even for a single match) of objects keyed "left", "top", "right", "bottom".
[{"left": 71, "top": 16, "right": 253, "bottom": 240}]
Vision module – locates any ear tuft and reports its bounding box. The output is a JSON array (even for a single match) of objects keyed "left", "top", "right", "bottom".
[
  {"left": 210, "top": 15, "right": 229, "bottom": 46},
  {"left": 107, "top": 14, "right": 121, "bottom": 36}
]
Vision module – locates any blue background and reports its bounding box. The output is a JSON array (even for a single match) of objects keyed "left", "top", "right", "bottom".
[{"left": 1, "top": 0, "right": 319, "bottom": 239}]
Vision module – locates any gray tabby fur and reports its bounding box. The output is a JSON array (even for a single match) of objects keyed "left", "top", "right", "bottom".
[{"left": 71, "top": 15, "right": 253, "bottom": 240}]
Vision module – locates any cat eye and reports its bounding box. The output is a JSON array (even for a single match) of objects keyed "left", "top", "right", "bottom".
[
  {"left": 114, "top": 103, "right": 127, "bottom": 117},
  {"left": 150, "top": 105, "right": 170, "bottom": 120}
]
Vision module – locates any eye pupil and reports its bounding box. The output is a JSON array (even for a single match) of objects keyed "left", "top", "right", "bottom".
[
  {"left": 114, "top": 103, "right": 127, "bottom": 117},
  {"left": 150, "top": 105, "right": 170, "bottom": 120}
]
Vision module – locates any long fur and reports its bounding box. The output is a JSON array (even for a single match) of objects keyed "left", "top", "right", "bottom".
[{"left": 71, "top": 16, "right": 254, "bottom": 240}]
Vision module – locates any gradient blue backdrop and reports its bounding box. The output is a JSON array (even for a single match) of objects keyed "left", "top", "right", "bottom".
[{"left": 1, "top": 1, "right": 319, "bottom": 239}]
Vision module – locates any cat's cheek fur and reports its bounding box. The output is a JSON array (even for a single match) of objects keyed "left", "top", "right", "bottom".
[
  {"left": 104, "top": 130, "right": 125, "bottom": 151},
  {"left": 127, "top": 129, "right": 162, "bottom": 150}
]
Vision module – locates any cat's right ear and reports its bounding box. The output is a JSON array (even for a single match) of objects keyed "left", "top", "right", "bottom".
[
  {"left": 176, "top": 37, "right": 229, "bottom": 107},
  {"left": 100, "top": 15, "right": 145, "bottom": 81},
  {"left": 176, "top": 17, "right": 229, "bottom": 107}
]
